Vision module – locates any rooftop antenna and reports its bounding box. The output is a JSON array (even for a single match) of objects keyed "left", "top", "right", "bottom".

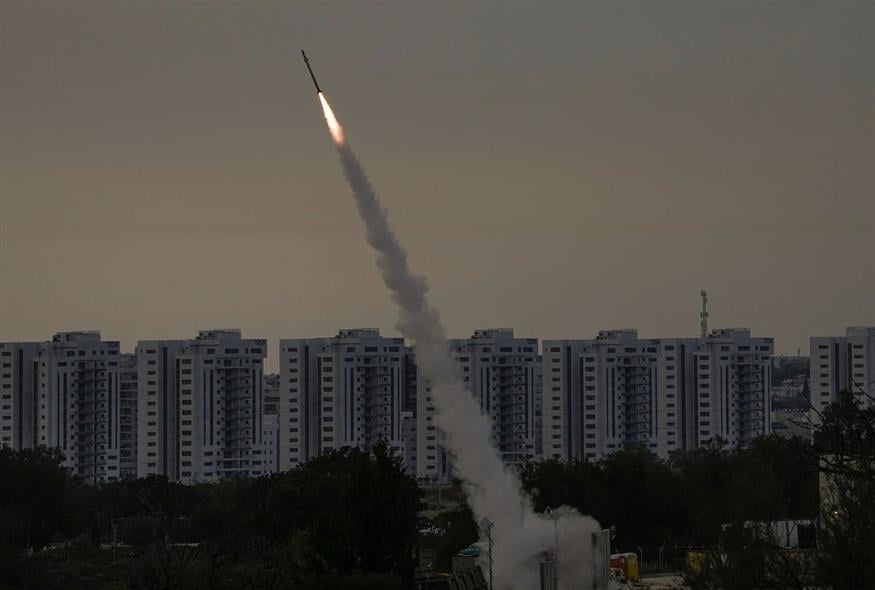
[{"left": 700, "top": 290, "right": 709, "bottom": 338}]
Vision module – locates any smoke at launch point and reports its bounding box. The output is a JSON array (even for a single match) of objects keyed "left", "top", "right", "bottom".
[{"left": 316, "top": 92, "right": 601, "bottom": 590}]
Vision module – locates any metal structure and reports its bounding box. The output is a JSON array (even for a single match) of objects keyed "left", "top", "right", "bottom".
[
  {"left": 479, "top": 517, "right": 494, "bottom": 590},
  {"left": 301, "top": 50, "right": 323, "bottom": 94},
  {"left": 591, "top": 529, "right": 612, "bottom": 589},
  {"left": 700, "top": 290, "right": 709, "bottom": 339},
  {"left": 538, "top": 550, "right": 558, "bottom": 590}
]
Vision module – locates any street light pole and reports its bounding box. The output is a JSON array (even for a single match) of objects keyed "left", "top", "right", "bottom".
[
  {"left": 545, "top": 506, "right": 560, "bottom": 589},
  {"left": 479, "top": 517, "right": 494, "bottom": 590}
]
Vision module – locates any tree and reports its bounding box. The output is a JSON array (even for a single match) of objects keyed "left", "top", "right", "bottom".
[
  {"left": 0, "top": 446, "right": 68, "bottom": 550},
  {"left": 522, "top": 448, "right": 691, "bottom": 549},
  {"left": 812, "top": 392, "right": 875, "bottom": 588},
  {"left": 290, "top": 442, "right": 421, "bottom": 578},
  {"left": 418, "top": 502, "right": 479, "bottom": 572},
  {"left": 687, "top": 392, "right": 874, "bottom": 589}
]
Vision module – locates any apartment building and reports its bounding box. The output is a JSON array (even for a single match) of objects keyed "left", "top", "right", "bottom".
[
  {"left": 278, "top": 329, "right": 410, "bottom": 473},
  {"left": 136, "top": 330, "right": 267, "bottom": 483},
  {"left": 263, "top": 373, "right": 280, "bottom": 415},
  {"left": 542, "top": 328, "right": 772, "bottom": 462},
  {"left": 1, "top": 332, "right": 122, "bottom": 484},
  {"left": 118, "top": 353, "right": 138, "bottom": 479},
  {"left": 810, "top": 326, "right": 875, "bottom": 422},
  {"left": 694, "top": 328, "right": 772, "bottom": 448},
  {"left": 0, "top": 341, "right": 40, "bottom": 451},
  {"left": 262, "top": 373, "right": 280, "bottom": 474},
  {"left": 417, "top": 329, "right": 541, "bottom": 483}
]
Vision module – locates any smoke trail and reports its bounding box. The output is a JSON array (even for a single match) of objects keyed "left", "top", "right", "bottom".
[{"left": 317, "top": 93, "right": 601, "bottom": 589}]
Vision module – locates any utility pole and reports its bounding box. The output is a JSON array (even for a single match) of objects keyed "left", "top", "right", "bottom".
[
  {"left": 479, "top": 517, "right": 494, "bottom": 590},
  {"left": 700, "top": 290, "right": 709, "bottom": 338},
  {"left": 544, "top": 507, "right": 560, "bottom": 590},
  {"left": 545, "top": 506, "right": 559, "bottom": 559}
]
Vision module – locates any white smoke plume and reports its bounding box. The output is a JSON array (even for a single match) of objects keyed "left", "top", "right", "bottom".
[{"left": 318, "top": 93, "right": 601, "bottom": 589}]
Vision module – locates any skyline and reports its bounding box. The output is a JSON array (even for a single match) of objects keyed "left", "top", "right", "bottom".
[
  {"left": 2, "top": 2, "right": 873, "bottom": 374},
  {"left": 2, "top": 323, "right": 865, "bottom": 375}
]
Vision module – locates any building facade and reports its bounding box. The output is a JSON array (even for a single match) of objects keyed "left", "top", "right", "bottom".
[
  {"left": 263, "top": 373, "right": 280, "bottom": 415},
  {"left": 542, "top": 331, "right": 699, "bottom": 461},
  {"left": 2, "top": 323, "right": 785, "bottom": 482},
  {"left": 136, "top": 330, "right": 267, "bottom": 483},
  {"left": 693, "top": 328, "right": 772, "bottom": 447},
  {"left": 1, "top": 332, "right": 122, "bottom": 484},
  {"left": 278, "top": 329, "right": 411, "bottom": 473},
  {"left": 118, "top": 353, "right": 138, "bottom": 479},
  {"left": 0, "top": 341, "right": 40, "bottom": 451},
  {"left": 809, "top": 327, "right": 875, "bottom": 422},
  {"left": 542, "top": 328, "right": 772, "bottom": 462},
  {"left": 136, "top": 340, "right": 185, "bottom": 479},
  {"left": 417, "top": 329, "right": 541, "bottom": 483},
  {"left": 262, "top": 373, "right": 280, "bottom": 474}
]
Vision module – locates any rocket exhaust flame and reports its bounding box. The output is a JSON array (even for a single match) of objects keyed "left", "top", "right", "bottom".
[
  {"left": 314, "top": 93, "right": 600, "bottom": 590},
  {"left": 318, "top": 93, "right": 344, "bottom": 146}
]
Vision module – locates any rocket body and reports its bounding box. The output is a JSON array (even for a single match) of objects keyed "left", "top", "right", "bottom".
[{"left": 301, "top": 50, "right": 323, "bottom": 94}]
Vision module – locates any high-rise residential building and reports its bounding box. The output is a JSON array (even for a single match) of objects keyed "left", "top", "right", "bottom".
[
  {"left": 263, "top": 373, "right": 280, "bottom": 415},
  {"left": 417, "top": 329, "right": 541, "bottom": 483},
  {"left": 0, "top": 341, "right": 40, "bottom": 451},
  {"left": 401, "top": 410, "right": 417, "bottom": 474},
  {"left": 118, "top": 353, "right": 138, "bottom": 479},
  {"left": 542, "top": 331, "right": 699, "bottom": 461},
  {"left": 1, "top": 332, "right": 122, "bottom": 484},
  {"left": 136, "top": 330, "right": 267, "bottom": 484},
  {"left": 136, "top": 340, "right": 186, "bottom": 479},
  {"left": 262, "top": 413, "right": 280, "bottom": 474},
  {"left": 809, "top": 327, "right": 875, "bottom": 422},
  {"left": 278, "top": 329, "right": 411, "bottom": 473},
  {"left": 262, "top": 373, "right": 280, "bottom": 474},
  {"left": 694, "top": 328, "right": 773, "bottom": 448},
  {"left": 542, "top": 328, "right": 772, "bottom": 462}
]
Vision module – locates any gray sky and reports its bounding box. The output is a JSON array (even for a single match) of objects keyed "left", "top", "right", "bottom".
[{"left": 1, "top": 1, "right": 873, "bottom": 371}]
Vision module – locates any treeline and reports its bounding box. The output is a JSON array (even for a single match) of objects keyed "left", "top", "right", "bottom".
[
  {"left": 0, "top": 444, "right": 420, "bottom": 590},
  {"left": 1, "top": 393, "right": 872, "bottom": 590},
  {"left": 518, "top": 392, "right": 874, "bottom": 589},
  {"left": 520, "top": 435, "right": 818, "bottom": 551},
  {"left": 523, "top": 391, "right": 875, "bottom": 590}
]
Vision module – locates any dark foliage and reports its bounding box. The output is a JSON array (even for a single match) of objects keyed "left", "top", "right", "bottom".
[
  {"left": 520, "top": 436, "right": 818, "bottom": 551},
  {"left": 684, "top": 391, "right": 875, "bottom": 589},
  {"left": 810, "top": 392, "right": 875, "bottom": 589},
  {"left": 0, "top": 447, "right": 69, "bottom": 551},
  {"left": 3, "top": 392, "right": 869, "bottom": 589},
  {"left": 0, "top": 443, "right": 420, "bottom": 590},
  {"left": 417, "top": 503, "right": 479, "bottom": 572}
]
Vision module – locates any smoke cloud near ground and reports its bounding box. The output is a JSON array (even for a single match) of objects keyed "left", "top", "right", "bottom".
[{"left": 318, "top": 93, "right": 601, "bottom": 589}]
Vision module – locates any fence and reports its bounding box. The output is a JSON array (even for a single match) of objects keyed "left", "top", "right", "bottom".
[{"left": 625, "top": 544, "right": 710, "bottom": 574}]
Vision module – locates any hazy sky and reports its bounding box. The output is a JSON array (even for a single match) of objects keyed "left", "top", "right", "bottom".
[{"left": 1, "top": 1, "right": 872, "bottom": 371}]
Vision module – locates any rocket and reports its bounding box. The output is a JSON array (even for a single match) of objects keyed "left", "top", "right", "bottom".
[{"left": 301, "top": 50, "right": 322, "bottom": 94}]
